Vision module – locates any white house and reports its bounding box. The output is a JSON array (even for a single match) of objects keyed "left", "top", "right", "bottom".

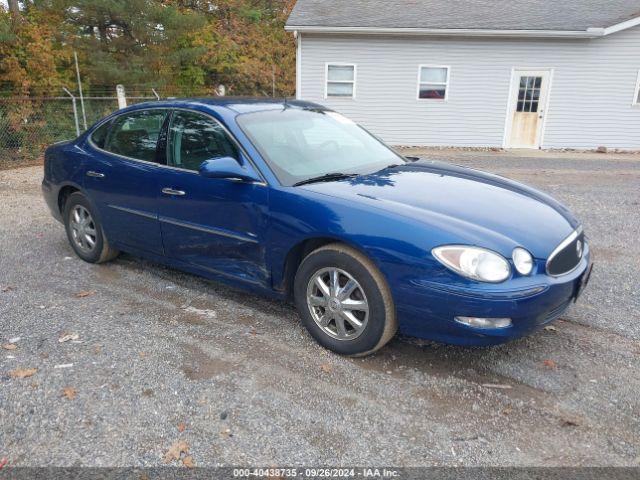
[{"left": 285, "top": 0, "right": 640, "bottom": 150}]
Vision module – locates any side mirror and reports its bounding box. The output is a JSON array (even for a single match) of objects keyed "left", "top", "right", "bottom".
[{"left": 198, "top": 156, "right": 261, "bottom": 183}]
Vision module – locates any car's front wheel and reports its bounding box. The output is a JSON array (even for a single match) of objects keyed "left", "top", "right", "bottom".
[
  {"left": 294, "top": 243, "right": 397, "bottom": 356},
  {"left": 63, "top": 192, "right": 119, "bottom": 264}
]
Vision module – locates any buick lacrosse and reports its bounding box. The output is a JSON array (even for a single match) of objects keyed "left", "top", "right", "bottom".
[{"left": 43, "top": 99, "right": 592, "bottom": 355}]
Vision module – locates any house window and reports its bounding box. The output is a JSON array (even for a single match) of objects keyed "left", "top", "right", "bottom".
[
  {"left": 418, "top": 66, "right": 449, "bottom": 100},
  {"left": 326, "top": 64, "right": 356, "bottom": 98}
]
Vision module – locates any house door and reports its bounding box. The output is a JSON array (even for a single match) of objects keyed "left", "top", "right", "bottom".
[{"left": 506, "top": 70, "right": 551, "bottom": 149}]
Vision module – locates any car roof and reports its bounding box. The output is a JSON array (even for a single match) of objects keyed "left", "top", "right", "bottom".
[{"left": 123, "top": 97, "right": 327, "bottom": 115}]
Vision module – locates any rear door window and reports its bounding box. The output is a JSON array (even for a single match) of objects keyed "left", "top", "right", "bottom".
[{"left": 103, "top": 109, "right": 168, "bottom": 162}]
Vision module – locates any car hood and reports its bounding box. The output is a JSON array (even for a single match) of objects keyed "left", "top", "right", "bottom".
[{"left": 299, "top": 160, "right": 579, "bottom": 258}]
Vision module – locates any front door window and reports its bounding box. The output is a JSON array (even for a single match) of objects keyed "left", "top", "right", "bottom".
[{"left": 167, "top": 111, "right": 239, "bottom": 171}]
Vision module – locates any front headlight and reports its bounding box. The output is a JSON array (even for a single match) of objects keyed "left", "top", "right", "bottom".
[
  {"left": 432, "top": 245, "right": 511, "bottom": 283},
  {"left": 512, "top": 247, "right": 534, "bottom": 275}
]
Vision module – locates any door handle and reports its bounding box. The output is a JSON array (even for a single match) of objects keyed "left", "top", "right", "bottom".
[
  {"left": 162, "top": 188, "right": 186, "bottom": 196},
  {"left": 86, "top": 171, "right": 105, "bottom": 178}
]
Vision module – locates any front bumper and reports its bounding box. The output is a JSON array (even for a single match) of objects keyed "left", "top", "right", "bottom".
[{"left": 396, "top": 250, "right": 592, "bottom": 346}]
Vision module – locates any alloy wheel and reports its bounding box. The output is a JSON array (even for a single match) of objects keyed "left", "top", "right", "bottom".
[
  {"left": 306, "top": 267, "right": 369, "bottom": 340},
  {"left": 69, "top": 205, "right": 97, "bottom": 253}
]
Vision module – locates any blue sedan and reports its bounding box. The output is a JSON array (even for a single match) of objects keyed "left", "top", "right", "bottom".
[{"left": 42, "top": 99, "right": 592, "bottom": 356}]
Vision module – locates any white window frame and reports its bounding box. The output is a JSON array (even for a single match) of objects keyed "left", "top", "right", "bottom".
[
  {"left": 417, "top": 65, "right": 450, "bottom": 101},
  {"left": 633, "top": 70, "right": 640, "bottom": 106},
  {"left": 325, "top": 63, "right": 357, "bottom": 99}
]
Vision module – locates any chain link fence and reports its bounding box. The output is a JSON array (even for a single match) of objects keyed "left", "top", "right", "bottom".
[{"left": 0, "top": 92, "right": 159, "bottom": 168}]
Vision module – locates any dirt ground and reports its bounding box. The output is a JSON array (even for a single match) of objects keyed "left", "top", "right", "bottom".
[{"left": 1, "top": 150, "right": 639, "bottom": 467}]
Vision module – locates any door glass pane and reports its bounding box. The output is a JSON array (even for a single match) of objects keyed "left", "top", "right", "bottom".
[
  {"left": 327, "top": 65, "right": 354, "bottom": 82},
  {"left": 420, "top": 67, "right": 447, "bottom": 83},
  {"left": 168, "top": 111, "right": 239, "bottom": 171},
  {"left": 516, "top": 76, "right": 542, "bottom": 113},
  {"left": 104, "top": 110, "right": 167, "bottom": 162},
  {"left": 327, "top": 82, "right": 354, "bottom": 97}
]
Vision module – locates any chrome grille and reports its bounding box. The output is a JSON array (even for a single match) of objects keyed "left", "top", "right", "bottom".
[{"left": 546, "top": 226, "right": 584, "bottom": 277}]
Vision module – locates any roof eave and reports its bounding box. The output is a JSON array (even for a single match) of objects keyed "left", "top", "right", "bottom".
[
  {"left": 284, "top": 25, "right": 625, "bottom": 39},
  {"left": 601, "top": 15, "right": 640, "bottom": 35}
]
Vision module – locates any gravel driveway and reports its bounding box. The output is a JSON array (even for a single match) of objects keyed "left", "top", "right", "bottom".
[{"left": 1, "top": 150, "right": 639, "bottom": 467}]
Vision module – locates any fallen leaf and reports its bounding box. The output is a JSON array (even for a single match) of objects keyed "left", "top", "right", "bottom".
[
  {"left": 1, "top": 286, "right": 16, "bottom": 293},
  {"left": 320, "top": 363, "right": 332, "bottom": 373},
  {"left": 93, "top": 345, "right": 102, "bottom": 354},
  {"left": 561, "top": 418, "right": 580, "bottom": 427},
  {"left": 544, "top": 326, "right": 558, "bottom": 332},
  {"left": 58, "top": 333, "right": 79, "bottom": 343},
  {"left": 481, "top": 383, "right": 512, "bottom": 389},
  {"left": 74, "top": 290, "right": 96, "bottom": 298},
  {"left": 139, "top": 351, "right": 147, "bottom": 358},
  {"left": 542, "top": 359, "right": 558, "bottom": 369},
  {"left": 164, "top": 441, "right": 189, "bottom": 463},
  {"left": 142, "top": 388, "right": 154, "bottom": 397},
  {"left": 177, "top": 423, "right": 186, "bottom": 432},
  {"left": 0, "top": 458, "right": 7, "bottom": 469},
  {"left": 182, "top": 456, "right": 195, "bottom": 468},
  {"left": 220, "top": 428, "right": 232, "bottom": 437},
  {"left": 2, "top": 344, "right": 17, "bottom": 351},
  {"left": 62, "top": 387, "right": 77, "bottom": 400},
  {"left": 9, "top": 368, "right": 37, "bottom": 379}
]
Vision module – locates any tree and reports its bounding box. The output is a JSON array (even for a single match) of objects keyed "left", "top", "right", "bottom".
[
  {"left": 7, "top": 0, "right": 20, "bottom": 17},
  {"left": 0, "top": 6, "right": 72, "bottom": 96},
  {"left": 0, "top": 0, "right": 297, "bottom": 97}
]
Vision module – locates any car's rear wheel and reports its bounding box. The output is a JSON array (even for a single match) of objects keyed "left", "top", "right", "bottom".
[
  {"left": 294, "top": 243, "right": 397, "bottom": 356},
  {"left": 63, "top": 192, "right": 119, "bottom": 264}
]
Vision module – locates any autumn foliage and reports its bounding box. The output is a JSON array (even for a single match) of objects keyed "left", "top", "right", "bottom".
[{"left": 0, "top": 0, "right": 297, "bottom": 97}]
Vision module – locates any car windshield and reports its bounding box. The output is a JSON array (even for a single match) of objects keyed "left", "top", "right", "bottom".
[{"left": 237, "top": 108, "right": 404, "bottom": 186}]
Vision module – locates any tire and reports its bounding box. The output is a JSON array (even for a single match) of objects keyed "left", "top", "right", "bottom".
[
  {"left": 63, "top": 192, "right": 119, "bottom": 264},
  {"left": 294, "top": 243, "right": 397, "bottom": 356}
]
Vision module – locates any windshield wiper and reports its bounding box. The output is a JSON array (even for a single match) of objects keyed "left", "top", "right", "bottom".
[{"left": 293, "top": 172, "right": 358, "bottom": 187}]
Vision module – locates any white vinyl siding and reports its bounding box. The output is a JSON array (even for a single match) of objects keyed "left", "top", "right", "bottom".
[
  {"left": 634, "top": 70, "right": 640, "bottom": 105},
  {"left": 298, "top": 26, "right": 640, "bottom": 149}
]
